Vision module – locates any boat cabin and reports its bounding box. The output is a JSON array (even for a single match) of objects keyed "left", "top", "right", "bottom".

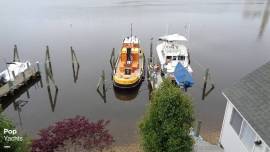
[{"left": 119, "top": 37, "right": 140, "bottom": 75}]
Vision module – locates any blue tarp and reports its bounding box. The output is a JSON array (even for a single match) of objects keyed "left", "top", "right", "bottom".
[{"left": 174, "top": 63, "right": 194, "bottom": 89}]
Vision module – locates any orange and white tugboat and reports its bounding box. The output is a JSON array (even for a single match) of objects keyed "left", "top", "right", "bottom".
[{"left": 113, "top": 27, "right": 145, "bottom": 88}]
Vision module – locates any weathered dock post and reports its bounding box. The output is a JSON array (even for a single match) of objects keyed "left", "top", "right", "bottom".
[
  {"left": 13, "top": 45, "right": 20, "bottom": 62},
  {"left": 195, "top": 120, "right": 202, "bottom": 137},
  {"left": 110, "top": 48, "right": 116, "bottom": 70},
  {"left": 45, "top": 45, "right": 53, "bottom": 76},
  {"left": 102, "top": 70, "right": 106, "bottom": 100},
  {"left": 70, "top": 46, "right": 79, "bottom": 65},
  {"left": 150, "top": 38, "right": 153, "bottom": 62},
  {"left": 36, "top": 61, "right": 40, "bottom": 73},
  {"left": 110, "top": 48, "right": 116, "bottom": 79},
  {"left": 70, "top": 46, "right": 80, "bottom": 83}
]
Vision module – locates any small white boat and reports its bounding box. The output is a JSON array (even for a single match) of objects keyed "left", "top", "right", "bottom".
[
  {"left": 156, "top": 33, "right": 194, "bottom": 89},
  {"left": 156, "top": 33, "right": 192, "bottom": 76},
  {"left": 0, "top": 61, "right": 31, "bottom": 85}
]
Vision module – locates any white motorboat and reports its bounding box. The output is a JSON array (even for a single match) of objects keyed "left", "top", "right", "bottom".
[
  {"left": 156, "top": 33, "right": 192, "bottom": 77},
  {"left": 0, "top": 61, "right": 31, "bottom": 85}
]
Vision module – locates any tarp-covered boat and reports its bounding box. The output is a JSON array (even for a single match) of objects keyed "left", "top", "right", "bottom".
[{"left": 174, "top": 63, "right": 194, "bottom": 89}]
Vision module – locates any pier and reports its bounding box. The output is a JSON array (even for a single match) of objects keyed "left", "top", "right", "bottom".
[
  {"left": 147, "top": 38, "right": 163, "bottom": 90},
  {"left": 147, "top": 58, "right": 163, "bottom": 90}
]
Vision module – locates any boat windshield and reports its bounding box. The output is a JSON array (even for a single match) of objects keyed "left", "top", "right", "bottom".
[
  {"left": 178, "top": 56, "right": 185, "bottom": 60},
  {"left": 166, "top": 56, "right": 172, "bottom": 60}
]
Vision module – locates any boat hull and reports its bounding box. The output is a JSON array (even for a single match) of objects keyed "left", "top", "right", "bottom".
[{"left": 113, "top": 76, "right": 143, "bottom": 89}]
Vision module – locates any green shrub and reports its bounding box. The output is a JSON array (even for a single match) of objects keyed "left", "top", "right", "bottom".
[
  {"left": 139, "top": 79, "right": 194, "bottom": 152},
  {"left": 0, "top": 112, "right": 30, "bottom": 152}
]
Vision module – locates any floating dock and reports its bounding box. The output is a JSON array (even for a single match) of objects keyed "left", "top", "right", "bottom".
[{"left": 0, "top": 62, "right": 41, "bottom": 99}]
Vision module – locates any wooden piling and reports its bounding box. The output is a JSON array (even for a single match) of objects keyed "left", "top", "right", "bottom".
[
  {"left": 110, "top": 48, "right": 116, "bottom": 70},
  {"left": 46, "top": 45, "right": 51, "bottom": 62},
  {"left": 102, "top": 70, "right": 106, "bottom": 95},
  {"left": 70, "top": 46, "right": 79, "bottom": 65},
  {"left": 13, "top": 45, "right": 20, "bottom": 62},
  {"left": 150, "top": 38, "right": 153, "bottom": 62},
  {"left": 36, "top": 61, "right": 40, "bottom": 73},
  {"left": 70, "top": 46, "right": 80, "bottom": 83},
  {"left": 45, "top": 45, "right": 53, "bottom": 76}
]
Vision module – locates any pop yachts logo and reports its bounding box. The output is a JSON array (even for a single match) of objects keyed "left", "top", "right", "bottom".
[{"left": 3, "top": 129, "right": 23, "bottom": 142}]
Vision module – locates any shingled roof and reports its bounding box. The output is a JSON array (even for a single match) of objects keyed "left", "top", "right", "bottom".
[{"left": 223, "top": 61, "right": 270, "bottom": 147}]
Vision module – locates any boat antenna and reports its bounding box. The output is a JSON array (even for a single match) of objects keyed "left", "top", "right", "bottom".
[
  {"left": 130, "top": 23, "right": 133, "bottom": 37},
  {"left": 165, "top": 24, "right": 169, "bottom": 35},
  {"left": 185, "top": 24, "right": 191, "bottom": 41}
]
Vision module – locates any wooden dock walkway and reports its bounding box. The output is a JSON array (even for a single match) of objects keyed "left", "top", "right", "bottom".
[
  {"left": 147, "top": 58, "right": 163, "bottom": 90},
  {"left": 0, "top": 63, "right": 40, "bottom": 98}
]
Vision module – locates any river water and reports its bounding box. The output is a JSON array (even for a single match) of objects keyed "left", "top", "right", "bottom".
[{"left": 0, "top": 0, "right": 269, "bottom": 145}]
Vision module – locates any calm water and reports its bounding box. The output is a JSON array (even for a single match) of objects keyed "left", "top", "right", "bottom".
[{"left": 0, "top": 0, "right": 270, "bottom": 145}]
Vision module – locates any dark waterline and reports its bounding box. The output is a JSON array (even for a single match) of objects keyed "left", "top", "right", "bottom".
[{"left": 0, "top": 0, "right": 270, "bottom": 144}]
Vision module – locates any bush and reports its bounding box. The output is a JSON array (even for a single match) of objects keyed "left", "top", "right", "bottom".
[
  {"left": 31, "top": 116, "right": 114, "bottom": 152},
  {"left": 0, "top": 112, "right": 30, "bottom": 152},
  {"left": 139, "top": 79, "right": 194, "bottom": 152}
]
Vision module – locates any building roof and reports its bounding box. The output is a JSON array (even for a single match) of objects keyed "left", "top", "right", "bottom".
[{"left": 223, "top": 61, "right": 270, "bottom": 147}]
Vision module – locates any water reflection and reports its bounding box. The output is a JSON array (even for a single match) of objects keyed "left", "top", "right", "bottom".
[
  {"left": 47, "top": 85, "right": 59, "bottom": 112},
  {"left": 113, "top": 85, "right": 140, "bottom": 101},
  {"left": 0, "top": 77, "right": 41, "bottom": 127},
  {"left": 44, "top": 46, "right": 59, "bottom": 112},
  {"left": 14, "top": 99, "right": 29, "bottom": 127},
  {"left": 243, "top": 0, "right": 270, "bottom": 38},
  {"left": 258, "top": 0, "right": 270, "bottom": 38},
  {"left": 243, "top": 0, "right": 263, "bottom": 18}
]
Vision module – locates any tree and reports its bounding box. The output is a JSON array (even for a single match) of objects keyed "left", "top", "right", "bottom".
[
  {"left": 0, "top": 112, "right": 30, "bottom": 152},
  {"left": 139, "top": 79, "right": 194, "bottom": 152},
  {"left": 31, "top": 116, "right": 114, "bottom": 152}
]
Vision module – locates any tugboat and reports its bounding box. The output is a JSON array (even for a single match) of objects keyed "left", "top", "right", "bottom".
[
  {"left": 113, "top": 32, "right": 145, "bottom": 88},
  {"left": 156, "top": 33, "right": 194, "bottom": 89}
]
